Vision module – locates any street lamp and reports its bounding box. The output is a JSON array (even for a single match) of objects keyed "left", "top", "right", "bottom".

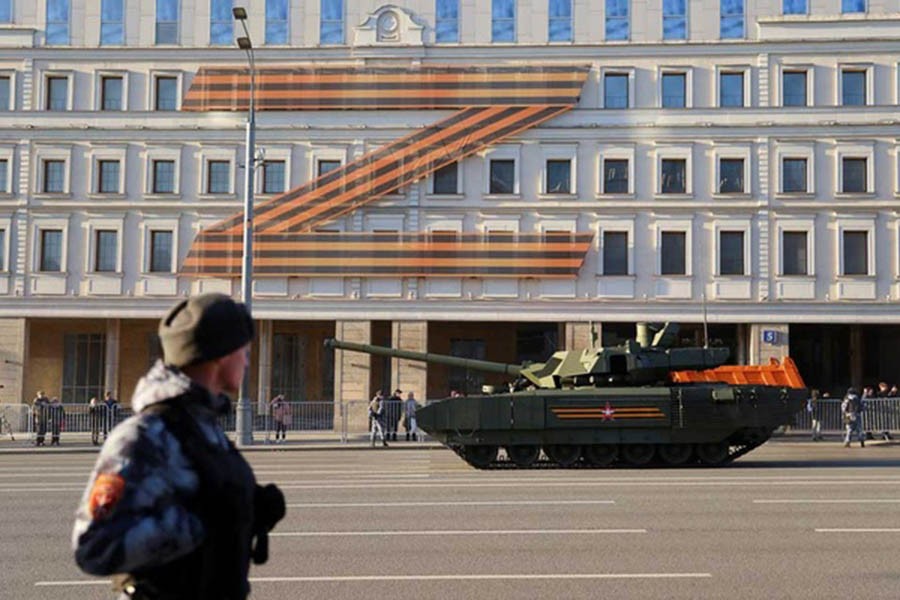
[{"left": 234, "top": 6, "right": 255, "bottom": 447}]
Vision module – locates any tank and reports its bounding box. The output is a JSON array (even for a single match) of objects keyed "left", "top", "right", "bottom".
[{"left": 325, "top": 323, "right": 808, "bottom": 469}]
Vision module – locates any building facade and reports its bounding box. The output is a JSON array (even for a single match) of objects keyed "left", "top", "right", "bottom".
[{"left": 0, "top": 0, "right": 899, "bottom": 410}]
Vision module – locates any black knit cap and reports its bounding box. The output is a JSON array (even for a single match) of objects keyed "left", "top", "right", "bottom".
[{"left": 158, "top": 293, "right": 254, "bottom": 369}]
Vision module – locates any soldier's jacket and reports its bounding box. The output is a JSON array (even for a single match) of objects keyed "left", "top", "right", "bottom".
[{"left": 72, "top": 360, "right": 237, "bottom": 577}]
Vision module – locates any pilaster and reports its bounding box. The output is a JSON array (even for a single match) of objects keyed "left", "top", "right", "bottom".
[
  {"left": 391, "top": 320, "right": 428, "bottom": 402},
  {"left": 104, "top": 318, "right": 121, "bottom": 398},
  {"left": 334, "top": 320, "right": 372, "bottom": 432}
]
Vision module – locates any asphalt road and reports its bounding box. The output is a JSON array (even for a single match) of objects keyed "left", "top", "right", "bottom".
[{"left": 2, "top": 440, "right": 899, "bottom": 600}]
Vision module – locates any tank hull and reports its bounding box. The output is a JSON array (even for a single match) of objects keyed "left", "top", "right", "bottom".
[{"left": 416, "top": 384, "right": 807, "bottom": 468}]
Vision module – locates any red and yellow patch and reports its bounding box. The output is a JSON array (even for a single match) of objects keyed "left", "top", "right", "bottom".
[{"left": 88, "top": 473, "right": 125, "bottom": 520}]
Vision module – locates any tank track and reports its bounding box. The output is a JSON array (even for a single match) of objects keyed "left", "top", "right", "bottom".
[{"left": 451, "top": 436, "right": 769, "bottom": 470}]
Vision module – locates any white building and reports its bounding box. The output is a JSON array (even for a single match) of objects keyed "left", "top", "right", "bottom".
[{"left": 0, "top": 0, "right": 898, "bottom": 409}]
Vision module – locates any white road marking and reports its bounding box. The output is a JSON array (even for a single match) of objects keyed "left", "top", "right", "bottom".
[
  {"left": 271, "top": 528, "right": 646, "bottom": 537},
  {"left": 815, "top": 528, "right": 900, "bottom": 533},
  {"left": 35, "top": 572, "right": 711, "bottom": 587},
  {"left": 754, "top": 499, "right": 900, "bottom": 504},
  {"left": 286, "top": 500, "right": 615, "bottom": 508}
]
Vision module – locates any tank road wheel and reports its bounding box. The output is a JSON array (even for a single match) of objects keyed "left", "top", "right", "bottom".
[
  {"left": 584, "top": 444, "right": 618, "bottom": 467},
  {"left": 657, "top": 444, "right": 694, "bottom": 466},
  {"left": 506, "top": 445, "right": 541, "bottom": 468},
  {"left": 621, "top": 444, "right": 655, "bottom": 466},
  {"left": 696, "top": 442, "right": 730, "bottom": 466},
  {"left": 462, "top": 445, "right": 498, "bottom": 469},
  {"left": 544, "top": 445, "right": 582, "bottom": 467}
]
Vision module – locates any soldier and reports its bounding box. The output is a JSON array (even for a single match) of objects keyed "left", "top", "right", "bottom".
[
  {"left": 72, "top": 293, "right": 285, "bottom": 599},
  {"left": 101, "top": 391, "right": 120, "bottom": 441},
  {"left": 841, "top": 387, "right": 865, "bottom": 448},
  {"left": 386, "top": 388, "right": 403, "bottom": 441},
  {"left": 32, "top": 391, "right": 49, "bottom": 447},
  {"left": 48, "top": 396, "right": 65, "bottom": 446},
  {"left": 88, "top": 397, "right": 102, "bottom": 446},
  {"left": 403, "top": 391, "right": 420, "bottom": 441}
]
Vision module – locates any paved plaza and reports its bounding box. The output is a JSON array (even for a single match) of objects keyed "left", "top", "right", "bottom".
[{"left": 1, "top": 441, "right": 898, "bottom": 599}]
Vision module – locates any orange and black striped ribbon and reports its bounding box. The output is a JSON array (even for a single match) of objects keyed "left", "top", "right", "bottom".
[{"left": 181, "top": 65, "right": 592, "bottom": 278}]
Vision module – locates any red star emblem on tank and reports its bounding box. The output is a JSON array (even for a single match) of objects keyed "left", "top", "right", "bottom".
[{"left": 601, "top": 401, "right": 616, "bottom": 421}]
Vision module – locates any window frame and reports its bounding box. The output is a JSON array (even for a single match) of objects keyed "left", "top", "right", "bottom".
[
  {"left": 320, "top": 0, "right": 345, "bottom": 45},
  {"left": 483, "top": 145, "right": 521, "bottom": 196},
  {"left": 97, "top": 72, "right": 128, "bottom": 111},
  {"left": 96, "top": 159, "right": 122, "bottom": 194},
  {"left": 204, "top": 158, "right": 234, "bottom": 195},
  {"left": 655, "top": 145, "right": 693, "bottom": 196},
  {"left": 155, "top": 0, "right": 180, "bottom": 45},
  {"left": 716, "top": 66, "right": 749, "bottom": 108},
  {"left": 45, "top": 0, "right": 71, "bottom": 45},
  {"left": 714, "top": 222, "right": 750, "bottom": 277},
  {"left": 598, "top": 145, "right": 635, "bottom": 196},
  {"left": 151, "top": 72, "right": 181, "bottom": 111},
  {"left": 41, "top": 159, "right": 67, "bottom": 194},
  {"left": 209, "top": 0, "right": 233, "bottom": 46},
  {"left": 836, "top": 143, "right": 875, "bottom": 196},
  {"left": 148, "top": 229, "right": 175, "bottom": 273},
  {"left": 141, "top": 218, "right": 180, "bottom": 274},
  {"left": 839, "top": 65, "right": 872, "bottom": 107},
  {"left": 712, "top": 145, "right": 751, "bottom": 196},
  {"left": 780, "top": 66, "right": 812, "bottom": 108},
  {"left": 44, "top": 72, "right": 72, "bottom": 111},
  {"left": 144, "top": 147, "right": 181, "bottom": 196},
  {"left": 775, "top": 143, "right": 815, "bottom": 196},
  {"left": 548, "top": 0, "right": 573, "bottom": 43},
  {"left": 719, "top": 0, "right": 744, "bottom": 40},
  {"left": 100, "top": 0, "right": 126, "bottom": 45},
  {"left": 38, "top": 227, "right": 65, "bottom": 273},
  {"left": 92, "top": 229, "right": 120, "bottom": 273},
  {"left": 662, "top": 0, "right": 687, "bottom": 41},
  {"left": 0, "top": 70, "right": 13, "bottom": 111},
  {"left": 435, "top": 0, "right": 460, "bottom": 43},
  {"left": 430, "top": 161, "right": 461, "bottom": 195},
  {"left": 659, "top": 68, "right": 691, "bottom": 108},
  {"left": 777, "top": 219, "right": 815, "bottom": 277},
  {"left": 0, "top": 147, "right": 13, "bottom": 195},
  {"left": 782, "top": 0, "right": 807, "bottom": 14},
  {"left": 838, "top": 220, "right": 875, "bottom": 277},
  {"left": 656, "top": 222, "right": 693, "bottom": 276},
  {"left": 491, "top": 0, "right": 517, "bottom": 43},
  {"left": 601, "top": 69, "right": 633, "bottom": 109},
  {"left": 265, "top": 0, "right": 290, "bottom": 45},
  {"left": 540, "top": 145, "right": 577, "bottom": 196},
  {"left": 605, "top": 0, "right": 630, "bottom": 41}
]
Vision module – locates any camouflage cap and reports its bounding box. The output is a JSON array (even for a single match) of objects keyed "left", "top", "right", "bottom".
[{"left": 158, "top": 293, "right": 254, "bottom": 369}]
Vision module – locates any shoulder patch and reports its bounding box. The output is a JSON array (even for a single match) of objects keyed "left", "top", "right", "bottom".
[{"left": 88, "top": 473, "right": 126, "bottom": 520}]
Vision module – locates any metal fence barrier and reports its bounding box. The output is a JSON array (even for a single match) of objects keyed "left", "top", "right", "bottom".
[{"left": 791, "top": 398, "right": 900, "bottom": 436}]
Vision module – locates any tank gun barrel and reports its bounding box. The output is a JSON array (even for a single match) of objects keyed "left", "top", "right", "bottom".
[{"left": 324, "top": 338, "right": 524, "bottom": 378}]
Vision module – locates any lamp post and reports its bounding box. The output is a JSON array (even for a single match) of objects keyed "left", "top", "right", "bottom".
[{"left": 233, "top": 6, "right": 255, "bottom": 447}]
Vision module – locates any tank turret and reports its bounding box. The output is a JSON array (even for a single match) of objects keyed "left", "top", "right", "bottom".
[{"left": 325, "top": 323, "right": 728, "bottom": 390}]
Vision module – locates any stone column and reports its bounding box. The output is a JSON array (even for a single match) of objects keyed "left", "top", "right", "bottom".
[
  {"left": 334, "top": 321, "right": 372, "bottom": 433},
  {"left": 0, "top": 318, "right": 27, "bottom": 404},
  {"left": 104, "top": 319, "right": 121, "bottom": 399},
  {"left": 391, "top": 321, "right": 428, "bottom": 401},
  {"left": 256, "top": 319, "right": 273, "bottom": 415},
  {"left": 749, "top": 323, "right": 789, "bottom": 365},
  {"left": 564, "top": 322, "right": 596, "bottom": 350}
]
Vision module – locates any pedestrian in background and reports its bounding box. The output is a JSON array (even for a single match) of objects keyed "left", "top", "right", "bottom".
[
  {"left": 386, "top": 388, "right": 402, "bottom": 442},
  {"left": 72, "top": 293, "right": 285, "bottom": 600},
  {"left": 32, "top": 390, "right": 49, "bottom": 447},
  {"left": 403, "top": 391, "right": 419, "bottom": 442},
  {"left": 48, "top": 396, "right": 65, "bottom": 446},
  {"left": 841, "top": 387, "right": 865, "bottom": 448},
  {"left": 807, "top": 389, "right": 823, "bottom": 441},
  {"left": 369, "top": 391, "right": 388, "bottom": 447},
  {"left": 88, "top": 397, "right": 101, "bottom": 446},
  {"left": 270, "top": 394, "right": 291, "bottom": 443},
  {"left": 102, "top": 391, "right": 120, "bottom": 441}
]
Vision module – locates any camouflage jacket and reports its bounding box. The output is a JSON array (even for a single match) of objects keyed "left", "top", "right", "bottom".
[{"left": 72, "top": 360, "right": 234, "bottom": 577}]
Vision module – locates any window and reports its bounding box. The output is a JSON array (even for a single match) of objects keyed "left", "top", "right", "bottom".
[
  {"left": 40, "top": 229, "right": 63, "bottom": 271},
  {"left": 720, "top": 0, "right": 743, "bottom": 39},
  {"left": 0, "top": 229, "right": 5, "bottom": 269},
  {"left": 841, "top": 0, "right": 865, "bottom": 13},
  {"left": 43, "top": 160, "right": 65, "bottom": 193},
  {"left": 660, "top": 231, "right": 686, "bottom": 275},
  {"left": 492, "top": 0, "right": 515, "bottom": 42},
  {"left": 0, "top": 0, "right": 10, "bottom": 23},
  {"left": 46, "top": 76, "right": 68, "bottom": 111},
  {"left": 0, "top": 75, "right": 10, "bottom": 110},
  {"left": 719, "top": 158, "right": 744, "bottom": 193},
  {"left": 661, "top": 72, "right": 686, "bottom": 108},
  {"left": 95, "top": 230, "right": 118, "bottom": 272},
  {"left": 783, "top": 70, "right": 807, "bottom": 106},
  {"left": 545, "top": 159, "right": 571, "bottom": 194},
  {"left": 604, "top": 73, "right": 628, "bottom": 108},
  {"left": 266, "top": 0, "right": 288, "bottom": 44},
  {"left": 782, "top": 231, "right": 807, "bottom": 275},
  {"left": 603, "top": 159, "right": 629, "bottom": 194},
  {"left": 719, "top": 72, "right": 743, "bottom": 107},
  {"left": 149, "top": 230, "right": 173, "bottom": 272},
  {"left": 489, "top": 159, "right": 515, "bottom": 194},
  {"left": 156, "top": 0, "right": 179, "bottom": 44},
  {"left": 549, "top": 0, "right": 572, "bottom": 42},
  {"left": 154, "top": 76, "right": 178, "bottom": 110},
  {"left": 782, "top": 158, "right": 807, "bottom": 192},
  {"left": 605, "top": 0, "right": 629, "bottom": 41},
  {"left": 210, "top": 0, "right": 232, "bottom": 45},
  {"left": 841, "top": 69, "right": 866, "bottom": 106},
  {"left": 662, "top": 0, "right": 686, "bottom": 40},
  {"left": 46, "top": 0, "right": 70, "bottom": 45},
  {"left": 101, "top": 0, "right": 124, "bottom": 45},
  {"left": 661, "top": 159, "right": 686, "bottom": 193},
  {"left": 719, "top": 231, "right": 744, "bottom": 275},
  {"left": 602, "top": 231, "right": 628, "bottom": 275},
  {"left": 207, "top": 160, "right": 230, "bottom": 194},
  {"left": 843, "top": 231, "right": 868, "bottom": 275},
  {"left": 0, "top": 159, "right": 7, "bottom": 193},
  {"left": 317, "top": 159, "right": 341, "bottom": 177},
  {"left": 320, "top": 0, "right": 344, "bottom": 44},
  {"left": 432, "top": 162, "right": 458, "bottom": 194},
  {"left": 152, "top": 160, "right": 175, "bottom": 193},
  {"left": 62, "top": 334, "right": 106, "bottom": 404},
  {"left": 97, "top": 160, "right": 120, "bottom": 193},
  {"left": 435, "top": 0, "right": 459, "bottom": 42},
  {"left": 841, "top": 158, "right": 867, "bottom": 193},
  {"left": 783, "top": 0, "right": 806, "bottom": 14},
  {"left": 262, "top": 160, "right": 285, "bottom": 194},
  {"left": 101, "top": 76, "right": 123, "bottom": 111}
]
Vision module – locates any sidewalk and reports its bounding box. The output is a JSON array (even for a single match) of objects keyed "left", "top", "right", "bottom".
[{"left": 0, "top": 431, "right": 441, "bottom": 454}]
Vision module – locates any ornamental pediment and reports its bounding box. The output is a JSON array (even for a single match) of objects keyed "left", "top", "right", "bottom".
[{"left": 352, "top": 5, "right": 426, "bottom": 47}]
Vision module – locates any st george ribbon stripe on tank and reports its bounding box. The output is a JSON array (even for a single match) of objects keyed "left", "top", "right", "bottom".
[{"left": 180, "top": 65, "right": 591, "bottom": 278}]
